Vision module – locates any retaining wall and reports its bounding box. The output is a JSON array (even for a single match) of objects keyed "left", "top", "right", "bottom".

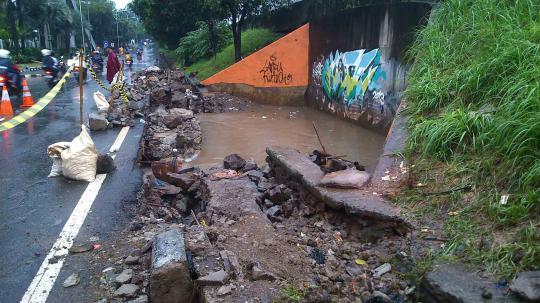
[
  {"left": 201, "top": 24, "right": 310, "bottom": 106},
  {"left": 306, "top": 3, "right": 431, "bottom": 133}
]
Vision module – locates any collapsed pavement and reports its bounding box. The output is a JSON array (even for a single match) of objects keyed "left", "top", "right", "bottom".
[{"left": 82, "top": 67, "right": 530, "bottom": 303}]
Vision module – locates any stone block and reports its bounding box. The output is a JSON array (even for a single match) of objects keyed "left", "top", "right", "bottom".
[{"left": 150, "top": 228, "right": 193, "bottom": 303}]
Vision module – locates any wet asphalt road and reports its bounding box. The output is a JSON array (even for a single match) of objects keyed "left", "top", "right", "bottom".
[{"left": 0, "top": 47, "right": 155, "bottom": 302}]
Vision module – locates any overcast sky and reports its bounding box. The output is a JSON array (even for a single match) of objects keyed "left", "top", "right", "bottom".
[{"left": 113, "top": 0, "right": 130, "bottom": 9}]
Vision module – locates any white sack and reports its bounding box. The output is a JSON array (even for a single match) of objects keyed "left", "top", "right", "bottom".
[
  {"left": 93, "top": 91, "right": 109, "bottom": 112},
  {"left": 319, "top": 169, "right": 370, "bottom": 189},
  {"left": 47, "top": 142, "right": 71, "bottom": 177},
  {"left": 61, "top": 126, "right": 98, "bottom": 182}
]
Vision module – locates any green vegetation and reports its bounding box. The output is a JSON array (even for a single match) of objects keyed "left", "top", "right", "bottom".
[
  {"left": 185, "top": 28, "right": 280, "bottom": 80},
  {"left": 279, "top": 284, "right": 306, "bottom": 303},
  {"left": 400, "top": 0, "right": 540, "bottom": 277},
  {"left": 176, "top": 21, "right": 232, "bottom": 66}
]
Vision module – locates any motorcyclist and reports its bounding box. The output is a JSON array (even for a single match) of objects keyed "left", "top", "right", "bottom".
[
  {"left": 91, "top": 51, "right": 104, "bottom": 71},
  {"left": 0, "top": 49, "right": 21, "bottom": 90},
  {"left": 42, "top": 49, "right": 60, "bottom": 87},
  {"left": 41, "top": 49, "right": 59, "bottom": 75}
]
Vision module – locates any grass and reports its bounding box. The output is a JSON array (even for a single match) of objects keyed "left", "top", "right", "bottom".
[
  {"left": 185, "top": 28, "right": 281, "bottom": 80},
  {"left": 401, "top": 0, "right": 540, "bottom": 278},
  {"left": 279, "top": 284, "right": 306, "bottom": 303}
]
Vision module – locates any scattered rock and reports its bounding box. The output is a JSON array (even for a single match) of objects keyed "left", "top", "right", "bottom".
[
  {"left": 96, "top": 154, "right": 116, "bottom": 174},
  {"left": 373, "top": 263, "right": 392, "bottom": 278},
  {"left": 62, "top": 273, "right": 80, "bottom": 288},
  {"left": 114, "top": 283, "right": 139, "bottom": 297},
  {"left": 224, "top": 154, "right": 246, "bottom": 171},
  {"left": 88, "top": 113, "right": 109, "bottom": 131},
  {"left": 197, "top": 270, "right": 228, "bottom": 286},
  {"left": 125, "top": 255, "right": 139, "bottom": 265},
  {"left": 127, "top": 295, "right": 149, "bottom": 303},
  {"left": 217, "top": 285, "right": 234, "bottom": 296},
  {"left": 69, "top": 244, "right": 93, "bottom": 254},
  {"left": 251, "top": 265, "right": 276, "bottom": 281},
  {"left": 115, "top": 269, "right": 133, "bottom": 284},
  {"left": 510, "top": 271, "right": 540, "bottom": 302}
]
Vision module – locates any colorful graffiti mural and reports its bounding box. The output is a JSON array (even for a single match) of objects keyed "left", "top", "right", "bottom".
[
  {"left": 321, "top": 49, "right": 385, "bottom": 107},
  {"left": 308, "top": 48, "right": 402, "bottom": 128}
]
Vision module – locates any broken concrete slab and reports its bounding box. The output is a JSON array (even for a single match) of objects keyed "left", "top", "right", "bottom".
[
  {"left": 266, "top": 146, "right": 406, "bottom": 224},
  {"left": 201, "top": 175, "right": 264, "bottom": 219},
  {"left": 150, "top": 228, "right": 193, "bottom": 303},
  {"left": 420, "top": 262, "right": 520, "bottom": 303}
]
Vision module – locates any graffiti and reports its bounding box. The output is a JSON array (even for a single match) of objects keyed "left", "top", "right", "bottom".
[
  {"left": 319, "top": 48, "right": 385, "bottom": 108},
  {"left": 260, "top": 55, "right": 293, "bottom": 85},
  {"left": 311, "top": 56, "right": 324, "bottom": 86}
]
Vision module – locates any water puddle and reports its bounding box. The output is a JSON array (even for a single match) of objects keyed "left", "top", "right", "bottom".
[{"left": 191, "top": 105, "right": 386, "bottom": 172}]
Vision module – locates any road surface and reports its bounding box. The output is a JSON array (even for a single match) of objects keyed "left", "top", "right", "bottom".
[{"left": 0, "top": 46, "right": 155, "bottom": 302}]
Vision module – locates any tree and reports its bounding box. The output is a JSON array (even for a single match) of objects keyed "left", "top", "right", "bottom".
[
  {"left": 130, "top": 0, "right": 203, "bottom": 49},
  {"left": 208, "top": 0, "right": 289, "bottom": 62}
]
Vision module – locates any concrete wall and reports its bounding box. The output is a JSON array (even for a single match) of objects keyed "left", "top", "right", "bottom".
[
  {"left": 202, "top": 24, "right": 309, "bottom": 106},
  {"left": 306, "top": 3, "right": 431, "bottom": 133}
]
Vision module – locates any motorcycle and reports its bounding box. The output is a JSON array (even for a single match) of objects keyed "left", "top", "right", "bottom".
[
  {"left": 91, "top": 61, "right": 103, "bottom": 74},
  {"left": 43, "top": 66, "right": 60, "bottom": 89},
  {"left": 0, "top": 64, "right": 22, "bottom": 97},
  {"left": 73, "top": 64, "right": 88, "bottom": 84}
]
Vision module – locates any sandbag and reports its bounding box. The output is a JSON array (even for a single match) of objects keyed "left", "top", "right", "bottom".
[
  {"left": 47, "top": 142, "right": 71, "bottom": 177},
  {"left": 319, "top": 168, "right": 370, "bottom": 189},
  {"left": 93, "top": 91, "right": 109, "bottom": 112},
  {"left": 61, "top": 126, "right": 98, "bottom": 182}
]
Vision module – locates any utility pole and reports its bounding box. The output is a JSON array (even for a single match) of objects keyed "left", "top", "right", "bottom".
[
  {"left": 115, "top": 10, "right": 120, "bottom": 48},
  {"left": 78, "top": 0, "right": 85, "bottom": 54}
]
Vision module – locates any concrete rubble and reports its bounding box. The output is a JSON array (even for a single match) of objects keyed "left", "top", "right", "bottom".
[{"left": 85, "top": 67, "right": 525, "bottom": 303}]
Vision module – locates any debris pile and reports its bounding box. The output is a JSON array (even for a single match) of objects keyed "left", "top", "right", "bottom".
[
  {"left": 127, "top": 67, "right": 251, "bottom": 115},
  {"left": 142, "top": 107, "right": 202, "bottom": 161},
  {"left": 93, "top": 147, "right": 417, "bottom": 302}
]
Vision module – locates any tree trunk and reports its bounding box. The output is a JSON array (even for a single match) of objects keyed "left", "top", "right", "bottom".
[
  {"left": 7, "top": 1, "right": 19, "bottom": 51},
  {"left": 232, "top": 24, "right": 241, "bottom": 62},
  {"left": 16, "top": 0, "right": 25, "bottom": 49}
]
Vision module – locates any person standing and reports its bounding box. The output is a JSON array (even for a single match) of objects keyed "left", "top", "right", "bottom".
[{"left": 106, "top": 47, "right": 120, "bottom": 84}]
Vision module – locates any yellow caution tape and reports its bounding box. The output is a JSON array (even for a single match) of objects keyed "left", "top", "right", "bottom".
[
  {"left": 86, "top": 58, "right": 129, "bottom": 103},
  {"left": 0, "top": 67, "right": 74, "bottom": 133}
]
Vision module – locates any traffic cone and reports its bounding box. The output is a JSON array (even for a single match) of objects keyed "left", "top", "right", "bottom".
[
  {"left": 20, "top": 78, "right": 34, "bottom": 108},
  {"left": 0, "top": 86, "right": 14, "bottom": 116}
]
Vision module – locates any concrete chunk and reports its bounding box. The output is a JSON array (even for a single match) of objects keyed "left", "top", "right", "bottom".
[
  {"left": 150, "top": 228, "right": 193, "bottom": 303},
  {"left": 88, "top": 113, "right": 109, "bottom": 131},
  {"left": 266, "top": 146, "right": 406, "bottom": 225}
]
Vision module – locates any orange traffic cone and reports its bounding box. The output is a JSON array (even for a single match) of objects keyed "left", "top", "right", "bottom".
[
  {"left": 0, "top": 86, "right": 14, "bottom": 116},
  {"left": 20, "top": 78, "right": 34, "bottom": 108}
]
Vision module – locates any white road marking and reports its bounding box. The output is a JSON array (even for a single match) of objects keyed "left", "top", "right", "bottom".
[
  {"left": 109, "top": 126, "right": 129, "bottom": 153},
  {"left": 21, "top": 126, "right": 131, "bottom": 303}
]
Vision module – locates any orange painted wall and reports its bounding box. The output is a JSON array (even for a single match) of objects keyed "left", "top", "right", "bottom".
[{"left": 202, "top": 23, "right": 309, "bottom": 88}]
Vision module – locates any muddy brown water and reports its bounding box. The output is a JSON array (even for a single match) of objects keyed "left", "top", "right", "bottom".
[{"left": 191, "top": 105, "right": 386, "bottom": 172}]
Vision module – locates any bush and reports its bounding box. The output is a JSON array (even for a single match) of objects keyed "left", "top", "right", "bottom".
[
  {"left": 175, "top": 21, "right": 231, "bottom": 66},
  {"left": 12, "top": 47, "right": 42, "bottom": 63}
]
